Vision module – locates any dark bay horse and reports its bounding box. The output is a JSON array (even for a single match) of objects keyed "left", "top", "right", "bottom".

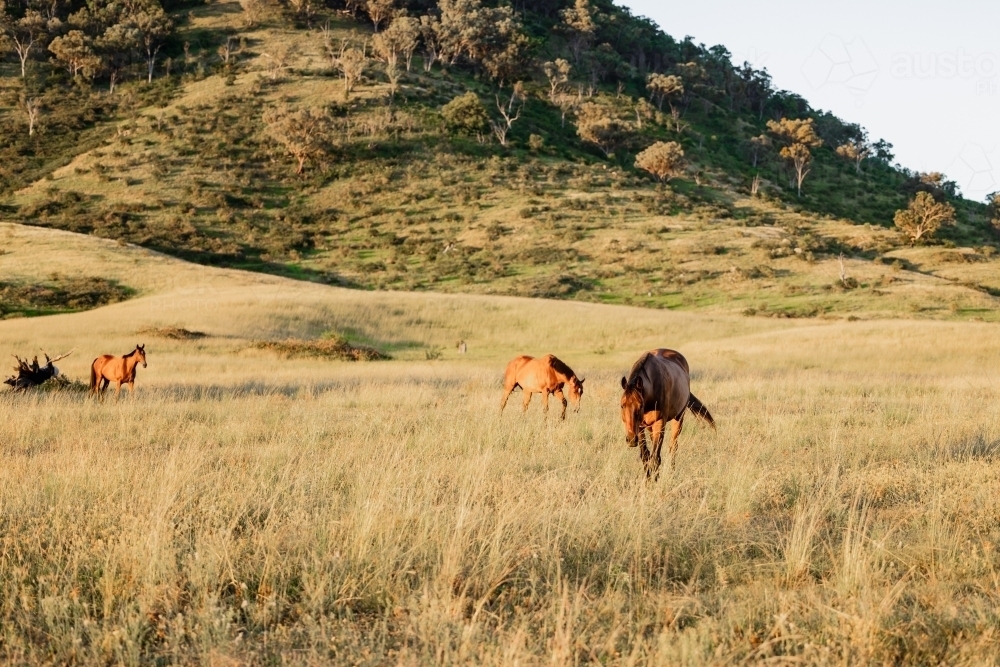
[
  {"left": 620, "top": 349, "right": 715, "bottom": 478},
  {"left": 90, "top": 344, "right": 147, "bottom": 398},
  {"left": 500, "top": 354, "right": 585, "bottom": 420}
]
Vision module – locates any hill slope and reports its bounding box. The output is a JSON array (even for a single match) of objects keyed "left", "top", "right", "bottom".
[{"left": 1, "top": 0, "right": 999, "bottom": 320}]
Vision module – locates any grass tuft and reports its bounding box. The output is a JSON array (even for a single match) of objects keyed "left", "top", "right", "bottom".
[
  {"left": 250, "top": 332, "right": 389, "bottom": 361},
  {"left": 136, "top": 326, "right": 207, "bottom": 339}
]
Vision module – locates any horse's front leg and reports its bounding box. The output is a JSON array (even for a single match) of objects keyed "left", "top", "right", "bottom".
[
  {"left": 554, "top": 388, "right": 567, "bottom": 420},
  {"left": 522, "top": 391, "right": 533, "bottom": 413},
  {"left": 639, "top": 425, "right": 652, "bottom": 477},
  {"left": 115, "top": 381, "right": 123, "bottom": 398},
  {"left": 542, "top": 391, "right": 550, "bottom": 418},
  {"left": 648, "top": 420, "right": 666, "bottom": 481}
]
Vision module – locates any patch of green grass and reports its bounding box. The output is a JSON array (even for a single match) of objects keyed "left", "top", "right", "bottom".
[{"left": 0, "top": 276, "right": 133, "bottom": 319}]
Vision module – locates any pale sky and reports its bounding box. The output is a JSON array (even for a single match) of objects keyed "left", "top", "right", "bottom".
[{"left": 621, "top": 0, "right": 1000, "bottom": 202}]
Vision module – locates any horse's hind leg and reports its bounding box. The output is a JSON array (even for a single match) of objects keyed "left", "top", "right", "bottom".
[
  {"left": 500, "top": 390, "right": 511, "bottom": 413},
  {"left": 668, "top": 415, "right": 685, "bottom": 470},
  {"left": 500, "top": 383, "right": 518, "bottom": 413}
]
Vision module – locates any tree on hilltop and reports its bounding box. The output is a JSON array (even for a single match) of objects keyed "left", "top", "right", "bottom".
[
  {"left": 364, "top": 0, "right": 395, "bottom": 33},
  {"left": 576, "top": 102, "right": 630, "bottom": 158},
  {"left": 986, "top": 192, "right": 1000, "bottom": 235},
  {"left": 635, "top": 141, "right": 685, "bottom": 182},
  {"left": 646, "top": 73, "right": 682, "bottom": 113},
  {"left": 0, "top": 9, "right": 47, "bottom": 77},
  {"left": 746, "top": 134, "right": 771, "bottom": 168},
  {"left": 20, "top": 94, "right": 41, "bottom": 136},
  {"left": 239, "top": 0, "right": 262, "bottom": 27},
  {"left": 98, "top": 20, "right": 141, "bottom": 93},
  {"left": 767, "top": 117, "right": 822, "bottom": 197},
  {"left": 543, "top": 59, "right": 571, "bottom": 103},
  {"left": 835, "top": 136, "right": 872, "bottom": 173},
  {"left": 418, "top": 15, "right": 441, "bottom": 71},
  {"left": 435, "top": 0, "right": 526, "bottom": 84},
  {"left": 326, "top": 40, "right": 367, "bottom": 100},
  {"left": 373, "top": 20, "right": 415, "bottom": 94},
  {"left": 382, "top": 16, "right": 419, "bottom": 71},
  {"left": 263, "top": 106, "right": 331, "bottom": 175},
  {"left": 904, "top": 171, "right": 958, "bottom": 201},
  {"left": 49, "top": 30, "right": 100, "bottom": 79},
  {"left": 894, "top": 191, "right": 955, "bottom": 243},
  {"left": 559, "top": 0, "right": 596, "bottom": 65},
  {"left": 133, "top": 2, "right": 172, "bottom": 82}
]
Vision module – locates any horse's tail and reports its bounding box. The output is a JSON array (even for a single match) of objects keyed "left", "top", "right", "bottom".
[
  {"left": 686, "top": 393, "right": 716, "bottom": 431},
  {"left": 89, "top": 360, "right": 97, "bottom": 392}
]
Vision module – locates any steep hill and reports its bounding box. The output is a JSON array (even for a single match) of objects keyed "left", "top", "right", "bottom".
[{"left": 2, "top": 0, "right": 999, "bottom": 320}]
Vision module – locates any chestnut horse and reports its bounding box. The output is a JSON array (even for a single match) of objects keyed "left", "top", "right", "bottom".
[
  {"left": 620, "top": 349, "right": 714, "bottom": 479},
  {"left": 500, "top": 354, "right": 585, "bottom": 420},
  {"left": 90, "top": 344, "right": 147, "bottom": 398}
]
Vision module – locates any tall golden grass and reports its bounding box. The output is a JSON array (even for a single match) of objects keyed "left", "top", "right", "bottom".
[{"left": 2, "top": 225, "right": 1000, "bottom": 664}]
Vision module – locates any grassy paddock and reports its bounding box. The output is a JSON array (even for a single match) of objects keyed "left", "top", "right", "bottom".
[{"left": 2, "top": 227, "right": 1000, "bottom": 664}]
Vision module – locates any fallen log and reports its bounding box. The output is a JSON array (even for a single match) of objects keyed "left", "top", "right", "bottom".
[{"left": 4, "top": 350, "right": 74, "bottom": 392}]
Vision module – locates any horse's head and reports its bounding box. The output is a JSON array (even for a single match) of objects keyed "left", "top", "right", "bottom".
[
  {"left": 136, "top": 344, "right": 147, "bottom": 368},
  {"left": 620, "top": 376, "right": 644, "bottom": 447},
  {"left": 567, "top": 377, "right": 585, "bottom": 412}
]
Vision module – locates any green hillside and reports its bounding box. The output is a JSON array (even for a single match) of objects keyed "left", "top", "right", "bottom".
[{"left": 2, "top": 0, "right": 999, "bottom": 319}]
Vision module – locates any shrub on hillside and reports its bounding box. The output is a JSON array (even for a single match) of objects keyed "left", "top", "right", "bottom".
[
  {"left": 0, "top": 276, "right": 132, "bottom": 318},
  {"left": 251, "top": 332, "right": 389, "bottom": 361},
  {"left": 635, "top": 141, "right": 685, "bottom": 182},
  {"left": 441, "top": 93, "right": 489, "bottom": 139}
]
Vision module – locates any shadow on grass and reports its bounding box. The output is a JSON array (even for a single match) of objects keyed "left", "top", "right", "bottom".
[
  {"left": 137, "top": 244, "right": 365, "bottom": 288},
  {"left": 140, "top": 376, "right": 469, "bottom": 400},
  {"left": 948, "top": 433, "right": 1000, "bottom": 462}
]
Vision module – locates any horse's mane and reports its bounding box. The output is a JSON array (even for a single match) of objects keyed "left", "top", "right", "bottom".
[
  {"left": 626, "top": 352, "right": 652, "bottom": 389},
  {"left": 548, "top": 355, "right": 576, "bottom": 379}
]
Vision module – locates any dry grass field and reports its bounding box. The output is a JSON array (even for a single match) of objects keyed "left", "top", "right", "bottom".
[{"left": 2, "top": 223, "right": 1000, "bottom": 665}]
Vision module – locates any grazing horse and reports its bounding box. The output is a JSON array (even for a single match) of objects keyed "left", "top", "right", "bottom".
[
  {"left": 90, "top": 344, "right": 147, "bottom": 398},
  {"left": 620, "top": 349, "right": 715, "bottom": 478},
  {"left": 500, "top": 354, "right": 585, "bottom": 420}
]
